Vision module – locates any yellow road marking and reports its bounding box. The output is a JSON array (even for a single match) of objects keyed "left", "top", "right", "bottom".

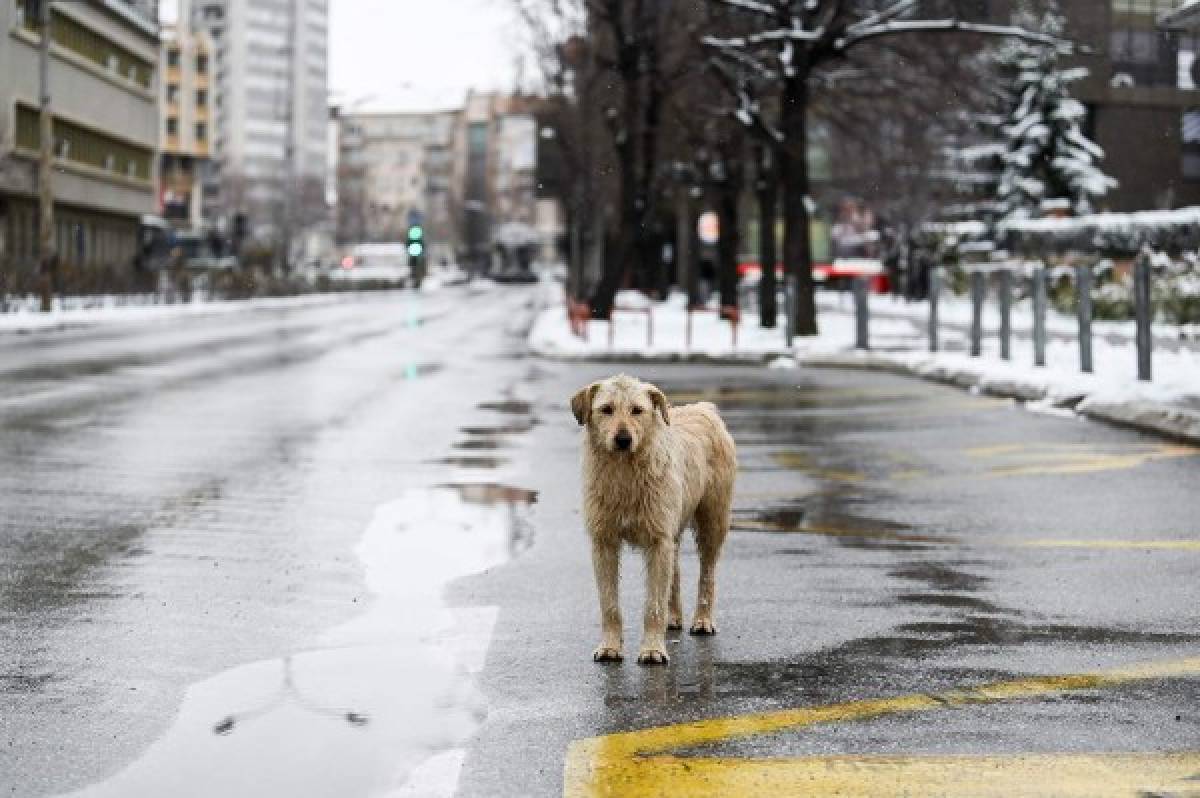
[
  {"left": 572, "top": 752, "right": 1200, "bottom": 797},
  {"left": 563, "top": 657, "right": 1200, "bottom": 797},
  {"left": 1023, "top": 538, "right": 1200, "bottom": 551},
  {"left": 967, "top": 442, "right": 1198, "bottom": 478}
]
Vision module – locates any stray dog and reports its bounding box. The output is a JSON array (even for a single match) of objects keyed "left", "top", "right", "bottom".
[{"left": 571, "top": 375, "right": 736, "bottom": 665}]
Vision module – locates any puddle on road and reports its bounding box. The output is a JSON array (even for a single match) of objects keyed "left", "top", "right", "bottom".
[
  {"left": 733, "top": 500, "right": 949, "bottom": 550},
  {"left": 476, "top": 399, "right": 533, "bottom": 415},
  {"left": 432, "top": 455, "right": 507, "bottom": 469},
  {"left": 61, "top": 485, "right": 536, "bottom": 798},
  {"left": 453, "top": 438, "right": 507, "bottom": 451}
]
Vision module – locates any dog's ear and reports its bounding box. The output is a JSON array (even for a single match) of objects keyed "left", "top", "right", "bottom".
[
  {"left": 570, "top": 382, "right": 600, "bottom": 426},
  {"left": 647, "top": 386, "right": 671, "bottom": 425}
]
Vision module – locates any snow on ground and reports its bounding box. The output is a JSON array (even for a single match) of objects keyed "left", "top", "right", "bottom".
[
  {"left": 0, "top": 294, "right": 348, "bottom": 334},
  {"left": 0, "top": 278, "right": 453, "bottom": 335},
  {"left": 530, "top": 285, "right": 1200, "bottom": 440},
  {"left": 529, "top": 289, "right": 917, "bottom": 360}
]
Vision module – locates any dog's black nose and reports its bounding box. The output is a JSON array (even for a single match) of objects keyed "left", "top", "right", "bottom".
[{"left": 614, "top": 431, "right": 632, "bottom": 451}]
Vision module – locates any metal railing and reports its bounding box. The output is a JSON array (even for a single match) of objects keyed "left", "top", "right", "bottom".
[{"left": 851, "top": 251, "right": 1158, "bottom": 382}]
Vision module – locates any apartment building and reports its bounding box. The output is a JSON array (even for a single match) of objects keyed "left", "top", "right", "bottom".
[
  {"left": 188, "top": 0, "right": 329, "bottom": 241},
  {"left": 159, "top": 20, "right": 214, "bottom": 230},
  {"left": 0, "top": 0, "right": 159, "bottom": 282}
]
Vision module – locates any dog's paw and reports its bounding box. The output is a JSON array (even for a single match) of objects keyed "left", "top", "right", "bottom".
[
  {"left": 636, "top": 646, "right": 669, "bottom": 666},
  {"left": 689, "top": 618, "right": 717, "bottom": 636},
  {"left": 667, "top": 618, "right": 684, "bottom": 632},
  {"left": 592, "top": 645, "right": 623, "bottom": 663}
]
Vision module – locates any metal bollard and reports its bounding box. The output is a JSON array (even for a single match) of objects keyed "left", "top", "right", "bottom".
[
  {"left": 998, "top": 269, "right": 1012, "bottom": 361},
  {"left": 1134, "top": 252, "right": 1153, "bottom": 381},
  {"left": 1076, "top": 263, "right": 1093, "bottom": 374},
  {"left": 969, "top": 270, "right": 985, "bottom": 357},
  {"left": 929, "top": 266, "right": 940, "bottom": 353},
  {"left": 1032, "top": 265, "right": 1047, "bottom": 367},
  {"left": 854, "top": 277, "right": 869, "bottom": 350},
  {"left": 783, "top": 275, "right": 794, "bottom": 348}
]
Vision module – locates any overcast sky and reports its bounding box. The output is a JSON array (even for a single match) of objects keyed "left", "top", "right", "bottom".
[{"left": 162, "top": 0, "right": 521, "bottom": 113}]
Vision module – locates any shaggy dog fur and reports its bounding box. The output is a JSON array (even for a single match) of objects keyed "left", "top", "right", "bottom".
[{"left": 571, "top": 374, "right": 737, "bottom": 665}]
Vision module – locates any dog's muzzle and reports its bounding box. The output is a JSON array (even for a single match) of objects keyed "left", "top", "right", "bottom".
[{"left": 613, "top": 431, "right": 633, "bottom": 451}]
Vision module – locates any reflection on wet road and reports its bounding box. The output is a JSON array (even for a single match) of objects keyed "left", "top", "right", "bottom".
[
  {"left": 61, "top": 487, "right": 537, "bottom": 797},
  {"left": 0, "top": 286, "right": 544, "bottom": 797}
]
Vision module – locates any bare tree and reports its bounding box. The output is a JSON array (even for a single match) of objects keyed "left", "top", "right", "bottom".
[{"left": 704, "top": 0, "right": 1065, "bottom": 335}]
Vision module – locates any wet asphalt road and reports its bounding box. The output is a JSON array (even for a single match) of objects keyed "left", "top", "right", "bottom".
[
  {"left": 454, "top": 354, "right": 1200, "bottom": 795},
  {"left": 3, "top": 283, "right": 1198, "bottom": 797},
  {"left": 0, "top": 285, "right": 544, "bottom": 796}
]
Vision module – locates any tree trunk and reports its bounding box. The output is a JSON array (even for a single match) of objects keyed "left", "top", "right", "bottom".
[
  {"left": 716, "top": 174, "right": 740, "bottom": 312},
  {"left": 756, "top": 146, "right": 778, "bottom": 328},
  {"left": 780, "top": 73, "right": 818, "bottom": 336}
]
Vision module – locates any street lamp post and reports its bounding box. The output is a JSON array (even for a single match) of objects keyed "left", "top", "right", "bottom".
[{"left": 37, "top": 0, "right": 56, "bottom": 312}]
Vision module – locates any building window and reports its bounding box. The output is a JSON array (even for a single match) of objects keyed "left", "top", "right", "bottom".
[
  {"left": 196, "top": 89, "right": 208, "bottom": 106},
  {"left": 167, "top": 118, "right": 179, "bottom": 136},
  {"left": 15, "top": 104, "right": 153, "bottom": 181},
  {"left": 167, "top": 84, "right": 180, "bottom": 104},
  {"left": 196, "top": 123, "right": 207, "bottom": 141},
  {"left": 168, "top": 48, "right": 181, "bottom": 68},
  {"left": 17, "top": 1, "right": 155, "bottom": 88},
  {"left": 197, "top": 54, "right": 209, "bottom": 74}
]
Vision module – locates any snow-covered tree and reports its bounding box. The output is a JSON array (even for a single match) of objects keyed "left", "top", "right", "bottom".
[{"left": 995, "top": 11, "right": 1116, "bottom": 220}]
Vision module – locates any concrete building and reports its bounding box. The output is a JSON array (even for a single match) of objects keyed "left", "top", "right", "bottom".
[
  {"left": 159, "top": 20, "right": 213, "bottom": 230},
  {"left": 336, "top": 110, "right": 459, "bottom": 264},
  {"left": 0, "top": 0, "right": 160, "bottom": 285},
  {"left": 452, "top": 91, "right": 544, "bottom": 270},
  {"left": 187, "top": 0, "right": 329, "bottom": 243}
]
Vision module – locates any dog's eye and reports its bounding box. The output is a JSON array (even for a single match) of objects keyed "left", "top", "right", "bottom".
[
  {"left": 600, "top": 405, "right": 614, "bottom": 415},
  {"left": 631, "top": 406, "right": 644, "bottom": 415}
]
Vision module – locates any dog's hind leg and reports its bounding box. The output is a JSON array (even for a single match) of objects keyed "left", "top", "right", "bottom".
[
  {"left": 667, "top": 535, "right": 684, "bottom": 631},
  {"left": 637, "top": 537, "right": 674, "bottom": 665},
  {"left": 591, "top": 539, "right": 623, "bottom": 662},
  {"left": 691, "top": 500, "right": 730, "bottom": 636}
]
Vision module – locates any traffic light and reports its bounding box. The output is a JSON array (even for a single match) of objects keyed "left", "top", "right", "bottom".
[
  {"left": 406, "top": 225, "right": 424, "bottom": 258},
  {"left": 407, "top": 224, "right": 425, "bottom": 287}
]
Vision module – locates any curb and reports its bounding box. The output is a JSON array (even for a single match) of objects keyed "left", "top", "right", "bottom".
[
  {"left": 528, "top": 349, "right": 788, "bottom": 366},
  {"left": 799, "top": 351, "right": 1200, "bottom": 446}
]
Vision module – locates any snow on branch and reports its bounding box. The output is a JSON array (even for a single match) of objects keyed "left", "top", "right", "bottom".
[
  {"left": 707, "top": 59, "right": 786, "bottom": 144},
  {"left": 703, "top": 21, "right": 825, "bottom": 50},
  {"left": 844, "top": 0, "right": 919, "bottom": 37},
  {"left": 709, "top": 0, "right": 780, "bottom": 18},
  {"left": 837, "top": 19, "right": 1070, "bottom": 53}
]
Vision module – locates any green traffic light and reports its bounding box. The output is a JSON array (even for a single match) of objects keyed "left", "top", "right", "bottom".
[
  {"left": 408, "top": 242, "right": 424, "bottom": 257},
  {"left": 408, "top": 225, "right": 424, "bottom": 241}
]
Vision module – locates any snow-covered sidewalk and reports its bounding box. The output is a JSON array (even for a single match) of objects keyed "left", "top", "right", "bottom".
[
  {"left": 528, "top": 287, "right": 1200, "bottom": 443},
  {"left": 530, "top": 289, "right": 922, "bottom": 361},
  {"left": 0, "top": 278, "right": 457, "bottom": 335}
]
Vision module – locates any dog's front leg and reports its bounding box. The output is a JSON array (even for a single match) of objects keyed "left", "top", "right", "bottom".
[
  {"left": 637, "top": 538, "right": 674, "bottom": 665},
  {"left": 591, "top": 538, "right": 623, "bottom": 662}
]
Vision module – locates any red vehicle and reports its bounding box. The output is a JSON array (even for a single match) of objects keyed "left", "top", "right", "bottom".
[{"left": 737, "top": 258, "right": 890, "bottom": 293}]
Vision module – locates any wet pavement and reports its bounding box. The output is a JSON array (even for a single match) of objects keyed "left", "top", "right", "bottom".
[
  {"left": 3, "top": 286, "right": 1198, "bottom": 796},
  {"left": 1, "top": 286, "right": 544, "bottom": 796}
]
